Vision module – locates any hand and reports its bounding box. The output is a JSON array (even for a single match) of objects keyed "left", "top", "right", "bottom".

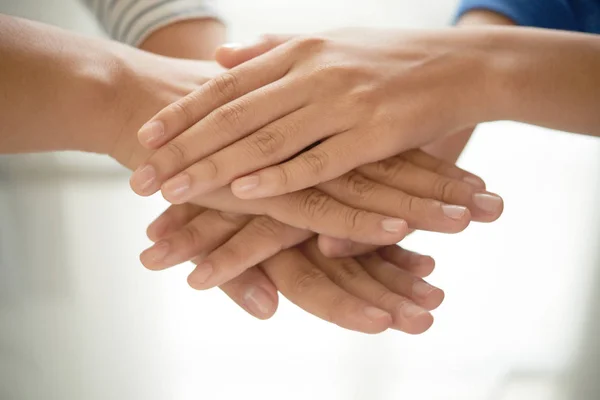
[
  {"left": 131, "top": 145, "right": 503, "bottom": 245},
  {"left": 145, "top": 203, "right": 443, "bottom": 335},
  {"left": 132, "top": 27, "right": 494, "bottom": 202}
]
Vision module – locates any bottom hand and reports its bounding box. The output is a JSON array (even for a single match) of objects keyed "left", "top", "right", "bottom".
[{"left": 144, "top": 204, "right": 442, "bottom": 334}]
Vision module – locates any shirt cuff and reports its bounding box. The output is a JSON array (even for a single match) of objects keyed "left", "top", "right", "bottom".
[
  {"left": 87, "top": 0, "right": 224, "bottom": 47},
  {"left": 454, "top": 0, "right": 580, "bottom": 31}
]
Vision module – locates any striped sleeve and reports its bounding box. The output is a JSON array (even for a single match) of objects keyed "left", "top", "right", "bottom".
[{"left": 80, "top": 0, "right": 223, "bottom": 47}]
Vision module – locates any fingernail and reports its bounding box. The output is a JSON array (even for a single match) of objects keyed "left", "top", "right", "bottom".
[
  {"left": 381, "top": 218, "right": 407, "bottom": 234},
  {"left": 363, "top": 306, "right": 391, "bottom": 322},
  {"left": 463, "top": 176, "right": 485, "bottom": 188},
  {"left": 148, "top": 215, "right": 170, "bottom": 239},
  {"left": 189, "top": 262, "right": 213, "bottom": 286},
  {"left": 412, "top": 281, "right": 435, "bottom": 299},
  {"left": 162, "top": 173, "right": 191, "bottom": 202},
  {"left": 243, "top": 286, "right": 274, "bottom": 317},
  {"left": 232, "top": 175, "right": 260, "bottom": 193},
  {"left": 131, "top": 164, "right": 156, "bottom": 193},
  {"left": 142, "top": 240, "right": 170, "bottom": 263},
  {"left": 473, "top": 193, "right": 503, "bottom": 213},
  {"left": 400, "top": 303, "right": 428, "bottom": 318},
  {"left": 221, "top": 42, "right": 243, "bottom": 49},
  {"left": 441, "top": 204, "right": 467, "bottom": 220},
  {"left": 138, "top": 120, "right": 164, "bottom": 146}
]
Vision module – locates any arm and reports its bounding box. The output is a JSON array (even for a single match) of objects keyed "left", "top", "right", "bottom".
[
  {"left": 422, "top": 9, "right": 516, "bottom": 164},
  {"left": 0, "top": 14, "right": 121, "bottom": 154},
  {"left": 0, "top": 13, "right": 220, "bottom": 159}
]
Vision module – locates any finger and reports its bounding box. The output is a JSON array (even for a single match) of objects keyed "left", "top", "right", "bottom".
[
  {"left": 302, "top": 241, "right": 434, "bottom": 335},
  {"left": 317, "top": 235, "right": 379, "bottom": 258},
  {"left": 402, "top": 149, "right": 486, "bottom": 188},
  {"left": 261, "top": 247, "right": 392, "bottom": 334},
  {"left": 162, "top": 104, "right": 339, "bottom": 203},
  {"left": 230, "top": 126, "right": 401, "bottom": 200},
  {"left": 319, "top": 172, "right": 471, "bottom": 234},
  {"left": 230, "top": 130, "right": 371, "bottom": 199},
  {"left": 132, "top": 78, "right": 308, "bottom": 198},
  {"left": 134, "top": 43, "right": 295, "bottom": 151},
  {"left": 216, "top": 34, "right": 296, "bottom": 68},
  {"left": 147, "top": 203, "right": 206, "bottom": 242},
  {"left": 265, "top": 188, "right": 409, "bottom": 245},
  {"left": 358, "top": 156, "right": 503, "bottom": 222},
  {"left": 187, "top": 217, "right": 313, "bottom": 290},
  {"left": 140, "top": 210, "right": 250, "bottom": 271},
  {"left": 219, "top": 266, "right": 279, "bottom": 320},
  {"left": 378, "top": 245, "right": 436, "bottom": 278},
  {"left": 358, "top": 252, "right": 444, "bottom": 312}
]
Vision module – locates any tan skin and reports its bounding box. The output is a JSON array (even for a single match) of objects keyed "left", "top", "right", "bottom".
[
  {"left": 134, "top": 10, "right": 600, "bottom": 228},
  {"left": 0, "top": 11, "right": 506, "bottom": 334}
]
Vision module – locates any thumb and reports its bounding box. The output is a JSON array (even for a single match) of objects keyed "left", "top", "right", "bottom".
[{"left": 215, "top": 34, "right": 296, "bottom": 68}]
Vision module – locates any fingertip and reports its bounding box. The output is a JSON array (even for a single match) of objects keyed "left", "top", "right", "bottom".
[
  {"left": 139, "top": 240, "right": 170, "bottom": 271},
  {"left": 393, "top": 303, "right": 434, "bottom": 335},
  {"left": 187, "top": 262, "right": 214, "bottom": 290},
  {"left": 241, "top": 285, "right": 279, "bottom": 320},
  {"left": 463, "top": 175, "right": 486, "bottom": 189},
  {"left": 360, "top": 306, "right": 393, "bottom": 334},
  {"left": 471, "top": 192, "right": 504, "bottom": 222},
  {"left": 130, "top": 164, "right": 159, "bottom": 196},
  {"left": 318, "top": 235, "right": 353, "bottom": 258},
  {"left": 146, "top": 216, "right": 170, "bottom": 242},
  {"left": 137, "top": 120, "right": 164, "bottom": 149},
  {"left": 414, "top": 256, "right": 436, "bottom": 277},
  {"left": 423, "top": 288, "right": 445, "bottom": 311}
]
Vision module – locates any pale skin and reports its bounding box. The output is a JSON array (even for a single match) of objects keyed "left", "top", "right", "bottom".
[
  {"left": 133, "top": 11, "right": 600, "bottom": 225},
  {"left": 0, "top": 13, "right": 496, "bottom": 334}
]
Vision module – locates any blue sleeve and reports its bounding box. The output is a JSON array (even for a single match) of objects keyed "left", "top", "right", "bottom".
[{"left": 455, "top": 0, "right": 581, "bottom": 32}]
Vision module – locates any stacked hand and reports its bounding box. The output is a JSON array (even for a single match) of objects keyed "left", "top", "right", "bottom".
[{"left": 127, "top": 29, "right": 504, "bottom": 334}]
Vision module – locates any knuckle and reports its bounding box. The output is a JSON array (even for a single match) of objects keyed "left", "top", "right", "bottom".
[
  {"left": 342, "top": 208, "right": 365, "bottom": 231},
  {"left": 179, "top": 223, "right": 204, "bottom": 248},
  {"left": 216, "top": 210, "right": 247, "bottom": 225},
  {"left": 209, "top": 72, "right": 240, "bottom": 99},
  {"left": 329, "top": 258, "right": 364, "bottom": 285},
  {"left": 298, "top": 190, "right": 331, "bottom": 219},
  {"left": 402, "top": 196, "right": 417, "bottom": 214},
  {"left": 343, "top": 173, "right": 377, "bottom": 200},
  {"left": 373, "top": 290, "right": 398, "bottom": 308},
  {"left": 212, "top": 101, "right": 248, "bottom": 131},
  {"left": 290, "top": 267, "right": 328, "bottom": 295},
  {"left": 291, "top": 35, "right": 328, "bottom": 52},
  {"left": 374, "top": 156, "right": 407, "bottom": 180},
  {"left": 215, "top": 242, "right": 245, "bottom": 265},
  {"left": 200, "top": 157, "right": 219, "bottom": 180},
  {"left": 170, "top": 98, "right": 196, "bottom": 127},
  {"left": 323, "top": 293, "right": 351, "bottom": 325},
  {"left": 249, "top": 216, "right": 285, "bottom": 239},
  {"left": 433, "top": 178, "right": 456, "bottom": 200},
  {"left": 164, "top": 140, "right": 188, "bottom": 167},
  {"left": 300, "top": 149, "right": 328, "bottom": 176},
  {"left": 246, "top": 128, "right": 286, "bottom": 158}
]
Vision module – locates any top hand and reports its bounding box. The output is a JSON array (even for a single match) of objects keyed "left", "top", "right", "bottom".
[{"left": 132, "top": 28, "right": 495, "bottom": 201}]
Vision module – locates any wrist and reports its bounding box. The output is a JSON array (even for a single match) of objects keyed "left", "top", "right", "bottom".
[
  {"left": 106, "top": 47, "right": 224, "bottom": 171},
  {"left": 138, "top": 18, "right": 226, "bottom": 60}
]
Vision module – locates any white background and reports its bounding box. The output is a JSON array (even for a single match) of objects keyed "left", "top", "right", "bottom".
[{"left": 1, "top": 1, "right": 599, "bottom": 399}]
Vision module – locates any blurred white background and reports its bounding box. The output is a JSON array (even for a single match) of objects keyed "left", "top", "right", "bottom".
[{"left": 1, "top": 1, "right": 599, "bottom": 399}]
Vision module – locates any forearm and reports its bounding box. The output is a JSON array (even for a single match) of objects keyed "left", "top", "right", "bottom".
[
  {"left": 489, "top": 28, "right": 600, "bottom": 137},
  {"left": 423, "top": 10, "right": 515, "bottom": 163},
  {"left": 0, "top": 14, "right": 122, "bottom": 154}
]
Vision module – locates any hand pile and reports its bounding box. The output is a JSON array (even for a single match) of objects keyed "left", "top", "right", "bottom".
[{"left": 130, "top": 31, "right": 504, "bottom": 334}]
